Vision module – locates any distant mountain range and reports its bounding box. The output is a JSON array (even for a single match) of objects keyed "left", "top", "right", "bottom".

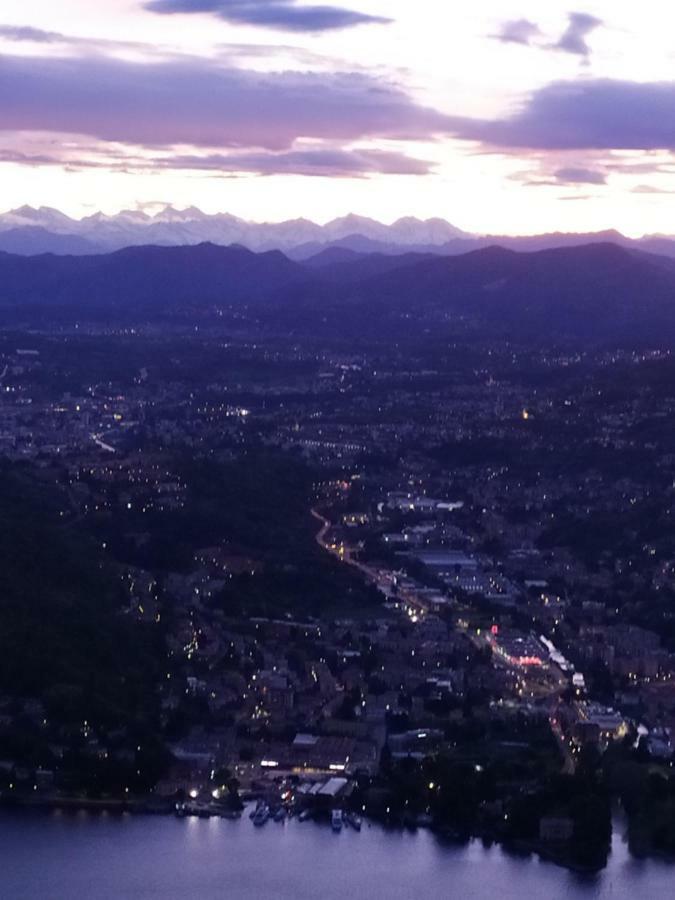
[
  {"left": 4, "top": 205, "right": 675, "bottom": 262},
  {"left": 2, "top": 239, "right": 675, "bottom": 342},
  {"left": 0, "top": 206, "right": 468, "bottom": 256}
]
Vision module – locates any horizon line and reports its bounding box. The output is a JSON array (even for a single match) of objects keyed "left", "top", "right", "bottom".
[{"left": 0, "top": 204, "right": 663, "bottom": 241}]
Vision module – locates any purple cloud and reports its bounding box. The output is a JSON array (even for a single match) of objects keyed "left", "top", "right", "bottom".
[
  {"left": 0, "top": 24, "right": 162, "bottom": 55},
  {"left": 154, "top": 148, "right": 432, "bottom": 175},
  {"left": 448, "top": 80, "right": 675, "bottom": 151},
  {"left": 492, "top": 12, "right": 602, "bottom": 56},
  {"left": 631, "top": 184, "right": 675, "bottom": 194},
  {"left": 553, "top": 12, "right": 602, "bottom": 57},
  {"left": 0, "top": 53, "right": 449, "bottom": 150},
  {"left": 492, "top": 19, "right": 542, "bottom": 46},
  {"left": 161, "top": 148, "right": 431, "bottom": 175},
  {"left": 0, "top": 25, "right": 64, "bottom": 42},
  {"left": 0, "top": 144, "right": 430, "bottom": 176},
  {"left": 554, "top": 166, "right": 606, "bottom": 184},
  {"left": 0, "top": 148, "right": 64, "bottom": 165},
  {"left": 145, "top": 0, "right": 390, "bottom": 32}
]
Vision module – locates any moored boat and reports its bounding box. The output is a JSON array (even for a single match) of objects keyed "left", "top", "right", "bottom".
[
  {"left": 345, "top": 812, "right": 362, "bottom": 831},
  {"left": 252, "top": 803, "right": 270, "bottom": 827}
]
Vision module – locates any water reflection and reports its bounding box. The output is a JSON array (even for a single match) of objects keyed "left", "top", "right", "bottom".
[{"left": 0, "top": 809, "right": 673, "bottom": 900}]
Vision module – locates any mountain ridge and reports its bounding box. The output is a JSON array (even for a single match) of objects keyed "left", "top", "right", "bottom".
[
  {"left": 4, "top": 206, "right": 675, "bottom": 263},
  {"left": 1, "top": 239, "right": 675, "bottom": 342},
  {"left": 0, "top": 206, "right": 469, "bottom": 255}
]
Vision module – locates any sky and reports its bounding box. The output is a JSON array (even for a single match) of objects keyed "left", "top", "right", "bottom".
[{"left": 1, "top": 0, "right": 675, "bottom": 234}]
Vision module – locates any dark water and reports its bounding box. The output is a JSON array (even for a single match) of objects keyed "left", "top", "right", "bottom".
[{"left": 1, "top": 809, "right": 673, "bottom": 899}]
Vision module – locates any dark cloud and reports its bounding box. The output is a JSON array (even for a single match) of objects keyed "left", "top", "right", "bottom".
[
  {"left": 0, "top": 53, "right": 449, "bottom": 151},
  {"left": 447, "top": 80, "right": 675, "bottom": 151},
  {"left": 553, "top": 11, "right": 602, "bottom": 57},
  {"left": 554, "top": 166, "right": 606, "bottom": 184},
  {"left": 492, "top": 19, "right": 542, "bottom": 47},
  {"left": 145, "top": 0, "right": 390, "bottom": 32}
]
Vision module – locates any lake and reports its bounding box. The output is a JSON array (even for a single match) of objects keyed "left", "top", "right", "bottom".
[{"left": 1, "top": 808, "right": 673, "bottom": 899}]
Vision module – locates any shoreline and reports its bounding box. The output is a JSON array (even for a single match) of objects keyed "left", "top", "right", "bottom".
[{"left": 3, "top": 793, "right": 668, "bottom": 874}]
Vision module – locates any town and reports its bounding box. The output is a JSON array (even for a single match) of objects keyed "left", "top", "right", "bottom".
[{"left": 0, "top": 326, "right": 674, "bottom": 870}]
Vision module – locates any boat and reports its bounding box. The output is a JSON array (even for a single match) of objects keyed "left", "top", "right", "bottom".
[
  {"left": 345, "top": 812, "right": 362, "bottom": 831},
  {"left": 331, "top": 809, "right": 343, "bottom": 832},
  {"left": 252, "top": 803, "right": 270, "bottom": 827}
]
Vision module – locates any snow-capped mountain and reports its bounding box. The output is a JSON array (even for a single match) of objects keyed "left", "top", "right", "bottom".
[
  {"left": 5, "top": 206, "right": 668, "bottom": 261},
  {"left": 320, "top": 214, "right": 465, "bottom": 245},
  {"left": 0, "top": 205, "right": 470, "bottom": 255},
  {"left": 0, "top": 206, "right": 80, "bottom": 234}
]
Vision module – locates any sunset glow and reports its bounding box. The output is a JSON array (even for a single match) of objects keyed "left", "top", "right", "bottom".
[{"left": 2, "top": 1, "right": 675, "bottom": 233}]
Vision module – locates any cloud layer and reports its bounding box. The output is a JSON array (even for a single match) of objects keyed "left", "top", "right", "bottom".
[
  {"left": 0, "top": 53, "right": 448, "bottom": 151},
  {"left": 145, "top": 0, "right": 390, "bottom": 32},
  {"left": 156, "top": 147, "right": 432, "bottom": 176},
  {"left": 449, "top": 80, "right": 675, "bottom": 151},
  {"left": 6, "top": 49, "right": 675, "bottom": 167},
  {"left": 0, "top": 144, "right": 432, "bottom": 177}
]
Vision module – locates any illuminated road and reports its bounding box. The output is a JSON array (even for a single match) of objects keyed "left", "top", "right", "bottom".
[{"left": 311, "top": 508, "right": 382, "bottom": 586}]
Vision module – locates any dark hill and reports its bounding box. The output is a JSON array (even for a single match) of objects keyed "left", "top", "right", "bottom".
[
  {"left": 1, "top": 240, "right": 675, "bottom": 340},
  {"left": 0, "top": 242, "right": 310, "bottom": 311},
  {"left": 304, "top": 248, "right": 435, "bottom": 283},
  {"left": 328, "top": 242, "right": 675, "bottom": 339}
]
